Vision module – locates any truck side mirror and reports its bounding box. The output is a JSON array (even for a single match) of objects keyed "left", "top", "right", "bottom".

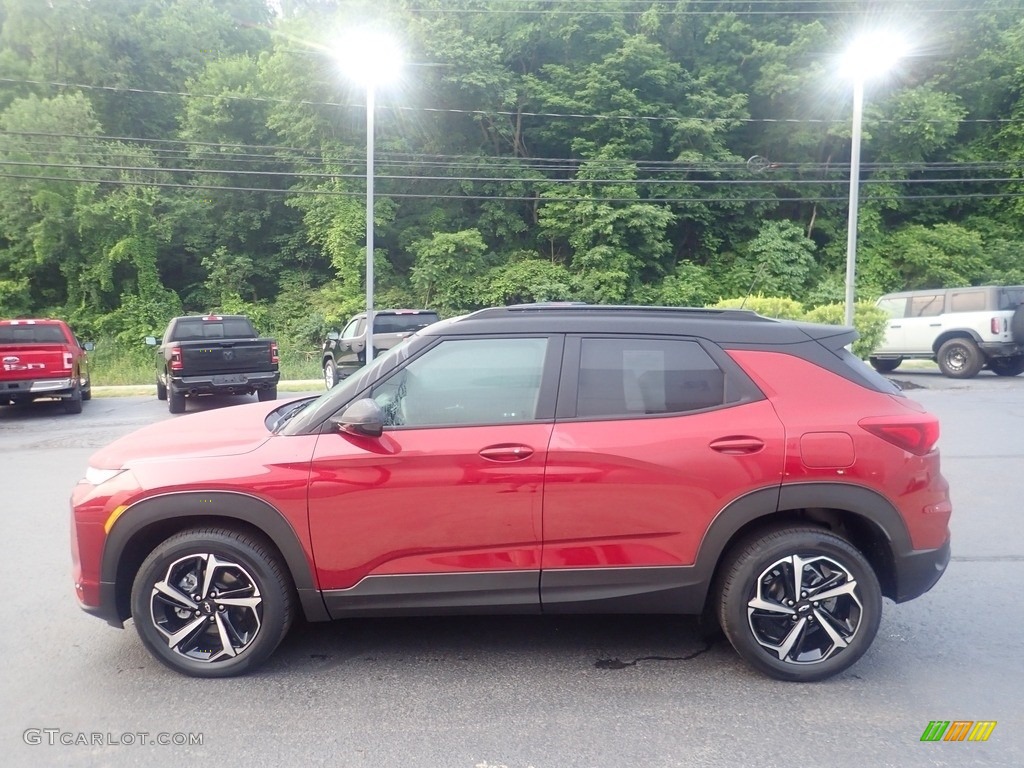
[
  {"left": 144, "top": 336, "right": 157, "bottom": 346},
  {"left": 83, "top": 341, "right": 95, "bottom": 351}
]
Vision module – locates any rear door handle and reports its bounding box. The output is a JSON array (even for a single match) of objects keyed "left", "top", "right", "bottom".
[
  {"left": 709, "top": 437, "right": 765, "bottom": 455},
  {"left": 479, "top": 444, "right": 534, "bottom": 462}
]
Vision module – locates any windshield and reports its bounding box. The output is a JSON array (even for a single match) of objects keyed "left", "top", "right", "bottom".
[{"left": 279, "top": 335, "right": 417, "bottom": 435}]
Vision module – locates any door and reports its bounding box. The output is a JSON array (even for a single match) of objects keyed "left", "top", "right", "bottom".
[
  {"left": 539, "top": 336, "right": 786, "bottom": 611},
  {"left": 900, "top": 292, "right": 945, "bottom": 353},
  {"left": 308, "top": 335, "right": 561, "bottom": 616},
  {"left": 331, "top": 316, "right": 367, "bottom": 375}
]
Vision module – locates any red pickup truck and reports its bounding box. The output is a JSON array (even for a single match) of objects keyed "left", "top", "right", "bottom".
[{"left": 0, "top": 318, "right": 92, "bottom": 414}]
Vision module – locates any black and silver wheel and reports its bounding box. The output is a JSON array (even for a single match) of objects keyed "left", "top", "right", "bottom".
[
  {"left": 717, "top": 527, "right": 882, "bottom": 682},
  {"left": 156, "top": 376, "right": 167, "bottom": 401},
  {"left": 168, "top": 388, "right": 185, "bottom": 414},
  {"left": 323, "top": 359, "right": 338, "bottom": 389},
  {"left": 257, "top": 385, "right": 277, "bottom": 402},
  {"left": 869, "top": 356, "right": 902, "bottom": 373},
  {"left": 989, "top": 355, "right": 1024, "bottom": 377},
  {"left": 937, "top": 338, "right": 984, "bottom": 378},
  {"left": 130, "top": 528, "right": 294, "bottom": 678}
]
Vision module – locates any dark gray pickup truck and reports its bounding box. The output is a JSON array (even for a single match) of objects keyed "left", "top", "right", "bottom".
[
  {"left": 320, "top": 309, "right": 439, "bottom": 388},
  {"left": 146, "top": 314, "right": 279, "bottom": 413}
]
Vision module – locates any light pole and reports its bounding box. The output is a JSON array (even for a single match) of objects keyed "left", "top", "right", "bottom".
[
  {"left": 334, "top": 30, "right": 403, "bottom": 363},
  {"left": 841, "top": 34, "right": 906, "bottom": 328}
]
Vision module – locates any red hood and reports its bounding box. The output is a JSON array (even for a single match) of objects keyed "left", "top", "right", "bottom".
[{"left": 90, "top": 399, "right": 287, "bottom": 469}]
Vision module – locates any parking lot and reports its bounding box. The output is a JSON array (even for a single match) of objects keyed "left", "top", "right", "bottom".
[{"left": 1, "top": 371, "right": 1022, "bottom": 767}]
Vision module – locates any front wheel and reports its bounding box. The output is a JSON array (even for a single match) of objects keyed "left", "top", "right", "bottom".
[
  {"left": 869, "top": 356, "right": 902, "bottom": 373},
  {"left": 716, "top": 527, "right": 882, "bottom": 682},
  {"left": 323, "top": 359, "right": 338, "bottom": 389},
  {"left": 937, "top": 338, "right": 984, "bottom": 378},
  {"left": 989, "top": 355, "right": 1024, "bottom": 377},
  {"left": 130, "top": 528, "right": 294, "bottom": 678}
]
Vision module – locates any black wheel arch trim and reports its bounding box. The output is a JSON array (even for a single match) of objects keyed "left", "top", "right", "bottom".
[
  {"left": 99, "top": 490, "right": 328, "bottom": 626},
  {"left": 932, "top": 329, "right": 983, "bottom": 353}
]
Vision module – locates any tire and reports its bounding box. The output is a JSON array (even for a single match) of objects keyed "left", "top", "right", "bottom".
[
  {"left": 323, "top": 359, "right": 338, "bottom": 389},
  {"left": 937, "top": 338, "right": 984, "bottom": 379},
  {"left": 1011, "top": 305, "right": 1024, "bottom": 345},
  {"left": 257, "top": 386, "right": 277, "bottom": 402},
  {"left": 716, "top": 526, "right": 882, "bottom": 682},
  {"left": 81, "top": 376, "right": 92, "bottom": 401},
  {"left": 130, "top": 527, "right": 295, "bottom": 678},
  {"left": 156, "top": 376, "right": 167, "bottom": 401},
  {"left": 989, "top": 355, "right": 1024, "bottom": 377},
  {"left": 63, "top": 385, "right": 83, "bottom": 414},
  {"left": 869, "top": 356, "right": 902, "bottom": 373},
  {"left": 168, "top": 388, "right": 186, "bottom": 414}
]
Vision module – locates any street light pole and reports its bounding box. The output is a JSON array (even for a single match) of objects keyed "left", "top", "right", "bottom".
[
  {"left": 364, "top": 84, "right": 375, "bottom": 362},
  {"left": 844, "top": 76, "right": 864, "bottom": 329}
]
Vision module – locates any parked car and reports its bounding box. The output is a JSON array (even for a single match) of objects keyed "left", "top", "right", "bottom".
[
  {"left": 321, "top": 309, "right": 439, "bottom": 388},
  {"left": 0, "top": 318, "right": 92, "bottom": 413},
  {"left": 146, "top": 314, "right": 279, "bottom": 414},
  {"left": 871, "top": 285, "right": 1024, "bottom": 378},
  {"left": 72, "top": 304, "right": 951, "bottom": 681}
]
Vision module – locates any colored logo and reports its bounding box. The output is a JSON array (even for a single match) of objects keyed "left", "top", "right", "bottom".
[{"left": 921, "top": 721, "right": 997, "bottom": 742}]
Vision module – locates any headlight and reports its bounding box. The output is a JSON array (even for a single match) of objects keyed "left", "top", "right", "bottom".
[{"left": 84, "top": 467, "right": 126, "bottom": 486}]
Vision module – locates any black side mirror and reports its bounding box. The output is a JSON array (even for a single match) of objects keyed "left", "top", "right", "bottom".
[{"left": 331, "top": 398, "right": 385, "bottom": 438}]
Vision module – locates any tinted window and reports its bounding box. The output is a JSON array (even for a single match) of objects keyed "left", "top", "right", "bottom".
[
  {"left": 371, "top": 337, "right": 547, "bottom": 427},
  {"left": 949, "top": 291, "right": 986, "bottom": 312},
  {"left": 172, "top": 317, "right": 255, "bottom": 340},
  {"left": 576, "top": 338, "right": 726, "bottom": 417},
  {"left": 909, "top": 294, "right": 944, "bottom": 317},
  {"left": 0, "top": 324, "right": 66, "bottom": 343},
  {"left": 373, "top": 313, "right": 439, "bottom": 334},
  {"left": 341, "top": 318, "right": 363, "bottom": 339},
  {"left": 997, "top": 287, "right": 1024, "bottom": 310}
]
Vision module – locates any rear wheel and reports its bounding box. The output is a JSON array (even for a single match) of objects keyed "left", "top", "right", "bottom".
[
  {"left": 716, "top": 527, "right": 882, "bottom": 682},
  {"left": 869, "top": 356, "right": 902, "bottom": 373},
  {"left": 168, "top": 388, "right": 186, "bottom": 414},
  {"left": 81, "top": 376, "right": 92, "bottom": 401},
  {"left": 130, "top": 528, "right": 294, "bottom": 678},
  {"left": 989, "top": 355, "right": 1024, "bottom": 377},
  {"left": 63, "top": 385, "right": 83, "bottom": 414},
  {"left": 156, "top": 376, "right": 167, "bottom": 401},
  {"left": 257, "top": 386, "right": 277, "bottom": 402},
  {"left": 937, "top": 338, "right": 984, "bottom": 378}
]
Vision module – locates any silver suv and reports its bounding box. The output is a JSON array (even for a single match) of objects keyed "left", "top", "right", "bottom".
[{"left": 871, "top": 285, "right": 1024, "bottom": 378}]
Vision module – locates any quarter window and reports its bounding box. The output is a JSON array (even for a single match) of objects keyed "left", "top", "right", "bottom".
[
  {"left": 371, "top": 337, "right": 548, "bottom": 427},
  {"left": 949, "top": 291, "right": 986, "bottom": 312},
  {"left": 576, "top": 338, "right": 726, "bottom": 417}
]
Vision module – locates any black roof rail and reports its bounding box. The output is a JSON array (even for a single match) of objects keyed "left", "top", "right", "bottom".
[{"left": 467, "top": 303, "right": 771, "bottom": 322}]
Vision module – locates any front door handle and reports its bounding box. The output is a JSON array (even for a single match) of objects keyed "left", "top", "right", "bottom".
[
  {"left": 479, "top": 444, "right": 534, "bottom": 462},
  {"left": 709, "top": 436, "right": 765, "bottom": 455}
]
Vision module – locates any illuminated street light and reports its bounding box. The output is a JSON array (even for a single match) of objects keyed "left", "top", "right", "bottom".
[
  {"left": 334, "top": 29, "right": 403, "bottom": 362},
  {"left": 841, "top": 33, "right": 907, "bottom": 328}
]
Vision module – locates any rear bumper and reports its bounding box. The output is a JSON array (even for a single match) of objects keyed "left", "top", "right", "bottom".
[
  {"left": 170, "top": 370, "right": 280, "bottom": 396},
  {"left": 893, "top": 536, "right": 951, "bottom": 603},
  {"left": 0, "top": 377, "right": 75, "bottom": 398},
  {"left": 978, "top": 341, "right": 1022, "bottom": 357}
]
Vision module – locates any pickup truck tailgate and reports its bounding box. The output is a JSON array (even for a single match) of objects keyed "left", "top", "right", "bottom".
[
  {"left": 180, "top": 342, "right": 274, "bottom": 376},
  {"left": 0, "top": 344, "right": 70, "bottom": 381}
]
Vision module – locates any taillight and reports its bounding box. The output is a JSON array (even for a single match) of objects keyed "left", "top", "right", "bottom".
[
  {"left": 859, "top": 415, "right": 940, "bottom": 455},
  {"left": 62, "top": 352, "right": 73, "bottom": 370},
  {"left": 169, "top": 346, "right": 183, "bottom": 371},
  {"left": 991, "top": 317, "right": 1002, "bottom": 334},
  {"left": 270, "top": 342, "right": 279, "bottom": 365}
]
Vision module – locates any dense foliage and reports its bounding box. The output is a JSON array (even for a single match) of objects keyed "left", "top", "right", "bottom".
[{"left": 2, "top": 0, "right": 1024, "bottom": 356}]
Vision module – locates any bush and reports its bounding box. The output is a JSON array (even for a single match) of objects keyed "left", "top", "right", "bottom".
[
  {"left": 711, "top": 295, "right": 806, "bottom": 319},
  {"left": 803, "top": 301, "right": 888, "bottom": 359}
]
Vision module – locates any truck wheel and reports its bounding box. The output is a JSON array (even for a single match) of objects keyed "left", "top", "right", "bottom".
[
  {"left": 257, "top": 386, "right": 277, "bottom": 402},
  {"left": 156, "top": 377, "right": 167, "bottom": 401},
  {"left": 869, "top": 356, "right": 902, "bottom": 373},
  {"left": 81, "top": 377, "right": 92, "bottom": 401},
  {"left": 169, "top": 389, "right": 186, "bottom": 414},
  {"left": 989, "top": 355, "right": 1024, "bottom": 377},
  {"left": 130, "top": 527, "right": 295, "bottom": 678},
  {"left": 323, "top": 360, "right": 338, "bottom": 389},
  {"left": 63, "top": 385, "right": 83, "bottom": 414},
  {"left": 937, "top": 338, "right": 984, "bottom": 378},
  {"left": 716, "top": 526, "right": 881, "bottom": 682},
  {"left": 1012, "top": 305, "right": 1024, "bottom": 344}
]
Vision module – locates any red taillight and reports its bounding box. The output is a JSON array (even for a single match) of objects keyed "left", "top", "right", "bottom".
[
  {"left": 991, "top": 317, "right": 1002, "bottom": 334},
  {"left": 169, "top": 346, "right": 183, "bottom": 371},
  {"left": 270, "top": 342, "right": 279, "bottom": 365},
  {"left": 859, "top": 415, "right": 940, "bottom": 455}
]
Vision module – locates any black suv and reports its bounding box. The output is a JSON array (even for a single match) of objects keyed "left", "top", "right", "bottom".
[{"left": 321, "top": 309, "right": 439, "bottom": 388}]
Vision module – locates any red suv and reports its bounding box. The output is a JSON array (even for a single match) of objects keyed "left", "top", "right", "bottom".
[{"left": 70, "top": 305, "right": 951, "bottom": 681}]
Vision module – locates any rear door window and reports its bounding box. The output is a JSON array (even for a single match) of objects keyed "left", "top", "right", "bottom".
[{"left": 908, "top": 294, "right": 944, "bottom": 317}]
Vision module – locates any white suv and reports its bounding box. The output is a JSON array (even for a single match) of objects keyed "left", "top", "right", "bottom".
[{"left": 871, "top": 285, "right": 1024, "bottom": 378}]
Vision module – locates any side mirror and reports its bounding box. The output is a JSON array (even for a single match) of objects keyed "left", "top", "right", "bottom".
[
  {"left": 144, "top": 336, "right": 157, "bottom": 346},
  {"left": 83, "top": 341, "right": 95, "bottom": 351},
  {"left": 330, "top": 398, "right": 384, "bottom": 438},
  {"left": 327, "top": 331, "right": 340, "bottom": 341}
]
